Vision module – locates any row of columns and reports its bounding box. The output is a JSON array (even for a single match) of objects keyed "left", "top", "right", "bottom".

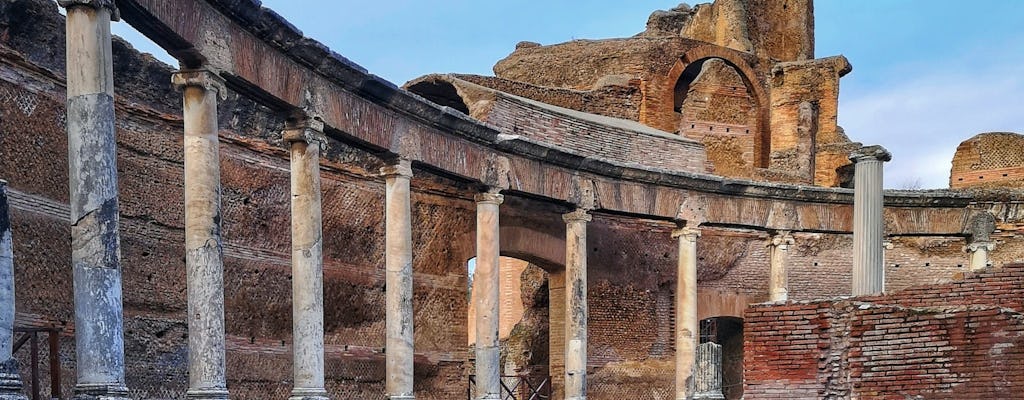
[{"left": 45, "top": 2, "right": 997, "bottom": 400}]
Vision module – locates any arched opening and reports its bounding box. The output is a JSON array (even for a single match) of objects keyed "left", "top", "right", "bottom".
[
  {"left": 673, "top": 57, "right": 761, "bottom": 178},
  {"left": 699, "top": 316, "right": 744, "bottom": 400},
  {"left": 405, "top": 79, "right": 470, "bottom": 115},
  {"left": 466, "top": 256, "right": 553, "bottom": 398}
]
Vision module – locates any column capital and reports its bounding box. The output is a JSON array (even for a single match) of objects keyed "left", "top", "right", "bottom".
[
  {"left": 474, "top": 190, "right": 504, "bottom": 205},
  {"left": 672, "top": 226, "right": 701, "bottom": 242},
  {"left": 849, "top": 145, "right": 892, "bottom": 163},
  {"left": 562, "top": 209, "right": 591, "bottom": 223},
  {"left": 769, "top": 231, "right": 795, "bottom": 248},
  {"left": 283, "top": 117, "right": 327, "bottom": 150},
  {"left": 380, "top": 159, "right": 413, "bottom": 179},
  {"left": 58, "top": 0, "right": 119, "bottom": 21},
  {"left": 965, "top": 241, "right": 996, "bottom": 252},
  {"left": 171, "top": 69, "right": 227, "bottom": 100}
]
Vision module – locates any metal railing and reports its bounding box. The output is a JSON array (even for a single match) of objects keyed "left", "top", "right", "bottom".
[
  {"left": 12, "top": 326, "right": 62, "bottom": 400},
  {"left": 467, "top": 374, "right": 551, "bottom": 400}
]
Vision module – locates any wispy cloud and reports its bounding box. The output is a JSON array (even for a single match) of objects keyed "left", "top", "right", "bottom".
[{"left": 839, "top": 41, "right": 1024, "bottom": 189}]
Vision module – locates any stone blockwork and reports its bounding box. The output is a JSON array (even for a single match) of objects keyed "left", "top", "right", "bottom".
[
  {"left": 745, "top": 264, "right": 1024, "bottom": 399},
  {"left": 950, "top": 132, "right": 1024, "bottom": 189}
]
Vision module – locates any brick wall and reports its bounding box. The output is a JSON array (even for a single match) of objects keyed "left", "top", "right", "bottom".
[
  {"left": 483, "top": 91, "right": 710, "bottom": 174},
  {"left": 745, "top": 264, "right": 1024, "bottom": 399}
]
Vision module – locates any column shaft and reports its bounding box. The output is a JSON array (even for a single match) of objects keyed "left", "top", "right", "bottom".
[
  {"left": 563, "top": 209, "right": 590, "bottom": 400},
  {"left": 967, "top": 242, "right": 994, "bottom": 271},
  {"left": 287, "top": 123, "right": 330, "bottom": 400},
  {"left": 851, "top": 146, "right": 890, "bottom": 296},
  {"left": 768, "top": 232, "right": 794, "bottom": 302},
  {"left": 382, "top": 161, "right": 414, "bottom": 400},
  {"left": 0, "top": 182, "right": 25, "bottom": 399},
  {"left": 60, "top": 1, "right": 129, "bottom": 397},
  {"left": 674, "top": 227, "right": 700, "bottom": 400},
  {"left": 474, "top": 192, "right": 503, "bottom": 400},
  {"left": 173, "top": 70, "right": 228, "bottom": 400}
]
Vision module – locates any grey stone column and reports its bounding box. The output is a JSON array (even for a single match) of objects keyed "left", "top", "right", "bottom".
[
  {"left": 381, "top": 160, "right": 414, "bottom": 400},
  {"left": 965, "top": 212, "right": 996, "bottom": 271},
  {"left": 171, "top": 70, "right": 229, "bottom": 400},
  {"left": 285, "top": 119, "right": 330, "bottom": 400},
  {"left": 850, "top": 145, "right": 891, "bottom": 296},
  {"left": 692, "top": 343, "right": 725, "bottom": 400},
  {"left": 768, "top": 231, "right": 794, "bottom": 302},
  {"left": 562, "top": 209, "right": 590, "bottom": 400},
  {"left": 0, "top": 182, "right": 25, "bottom": 400},
  {"left": 58, "top": 1, "right": 130, "bottom": 398},
  {"left": 673, "top": 226, "right": 700, "bottom": 400},
  {"left": 473, "top": 190, "right": 503, "bottom": 400}
]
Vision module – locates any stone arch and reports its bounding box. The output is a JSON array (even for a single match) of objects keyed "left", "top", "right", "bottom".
[{"left": 662, "top": 45, "right": 770, "bottom": 169}]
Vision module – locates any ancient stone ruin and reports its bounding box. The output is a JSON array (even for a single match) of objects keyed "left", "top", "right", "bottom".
[{"left": 0, "top": 0, "right": 1021, "bottom": 399}]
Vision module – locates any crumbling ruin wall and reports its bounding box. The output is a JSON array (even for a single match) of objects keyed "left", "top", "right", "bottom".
[
  {"left": 745, "top": 264, "right": 1024, "bottom": 399},
  {"left": 640, "top": 0, "right": 814, "bottom": 62},
  {"left": 448, "top": 74, "right": 641, "bottom": 121},
  {"left": 950, "top": 132, "right": 1024, "bottom": 189}
]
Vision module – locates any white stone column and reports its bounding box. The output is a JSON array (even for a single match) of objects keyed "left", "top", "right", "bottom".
[
  {"left": 673, "top": 226, "right": 700, "bottom": 400},
  {"left": 172, "top": 69, "right": 229, "bottom": 400},
  {"left": 768, "top": 231, "right": 794, "bottom": 302},
  {"left": 850, "top": 145, "right": 891, "bottom": 296},
  {"left": 0, "top": 182, "right": 25, "bottom": 400},
  {"left": 59, "top": 1, "right": 130, "bottom": 398},
  {"left": 966, "top": 242, "right": 995, "bottom": 271},
  {"left": 285, "top": 119, "right": 330, "bottom": 400},
  {"left": 382, "top": 160, "right": 415, "bottom": 400},
  {"left": 473, "top": 190, "right": 503, "bottom": 400},
  {"left": 562, "top": 209, "right": 590, "bottom": 400}
]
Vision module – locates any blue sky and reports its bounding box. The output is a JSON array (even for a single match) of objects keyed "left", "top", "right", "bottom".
[{"left": 111, "top": 1, "right": 1024, "bottom": 189}]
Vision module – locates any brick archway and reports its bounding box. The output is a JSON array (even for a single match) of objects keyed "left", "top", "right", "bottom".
[{"left": 660, "top": 45, "right": 771, "bottom": 168}]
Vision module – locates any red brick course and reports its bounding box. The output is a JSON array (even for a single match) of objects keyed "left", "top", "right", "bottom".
[{"left": 745, "top": 264, "right": 1024, "bottom": 399}]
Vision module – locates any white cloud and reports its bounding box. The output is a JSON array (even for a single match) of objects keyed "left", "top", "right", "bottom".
[{"left": 839, "top": 53, "right": 1024, "bottom": 189}]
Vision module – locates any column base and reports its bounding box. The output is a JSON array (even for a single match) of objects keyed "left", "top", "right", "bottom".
[
  {"left": 0, "top": 359, "right": 25, "bottom": 400},
  {"left": 477, "top": 395, "right": 501, "bottom": 400},
  {"left": 289, "top": 387, "right": 330, "bottom": 400},
  {"left": 388, "top": 396, "right": 415, "bottom": 400},
  {"left": 72, "top": 383, "right": 130, "bottom": 400},
  {"left": 692, "top": 394, "right": 725, "bottom": 400},
  {"left": 565, "top": 397, "right": 586, "bottom": 400},
  {"left": 186, "top": 388, "right": 230, "bottom": 400}
]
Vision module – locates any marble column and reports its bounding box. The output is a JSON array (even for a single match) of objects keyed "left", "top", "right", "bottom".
[
  {"left": 673, "top": 226, "right": 700, "bottom": 400},
  {"left": 966, "top": 241, "right": 995, "bottom": 271},
  {"left": 285, "top": 120, "right": 330, "bottom": 400},
  {"left": 768, "top": 231, "right": 794, "bottom": 302},
  {"left": 172, "top": 69, "right": 229, "bottom": 400},
  {"left": 473, "top": 190, "right": 503, "bottom": 400},
  {"left": 58, "top": 1, "right": 129, "bottom": 398},
  {"left": 563, "top": 209, "right": 590, "bottom": 400},
  {"left": 850, "top": 145, "right": 891, "bottom": 296},
  {"left": 0, "top": 182, "right": 25, "bottom": 400},
  {"left": 382, "top": 160, "right": 414, "bottom": 400}
]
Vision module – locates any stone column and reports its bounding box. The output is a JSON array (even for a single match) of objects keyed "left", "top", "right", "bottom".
[
  {"left": 58, "top": 1, "right": 130, "bottom": 398},
  {"left": 0, "top": 182, "right": 25, "bottom": 400},
  {"left": 850, "top": 145, "right": 891, "bottom": 296},
  {"left": 172, "top": 69, "right": 229, "bottom": 400},
  {"left": 673, "top": 226, "right": 700, "bottom": 400},
  {"left": 473, "top": 190, "right": 503, "bottom": 400},
  {"left": 562, "top": 209, "right": 590, "bottom": 400},
  {"left": 382, "top": 160, "right": 414, "bottom": 400},
  {"left": 768, "top": 231, "right": 794, "bottom": 302},
  {"left": 692, "top": 343, "right": 725, "bottom": 400},
  {"left": 966, "top": 242, "right": 995, "bottom": 271},
  {"left": 285, "top": 119, "right": 330, "bottom": 400}
]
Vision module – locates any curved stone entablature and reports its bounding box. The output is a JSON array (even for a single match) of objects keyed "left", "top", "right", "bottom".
[
  {"left": 405, "top": 74, "right": 711, "bottom": 174},
  {"left": 117, "top": 0, "right": 1002, "bottom": 237}
]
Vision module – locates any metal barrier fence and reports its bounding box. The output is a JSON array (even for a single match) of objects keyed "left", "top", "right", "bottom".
[
  {"left": 12, "top": 326, "right": 61, "bottom": 400},
  {"left": 467, "top": 374, "right": 551, "bottom": 400}
]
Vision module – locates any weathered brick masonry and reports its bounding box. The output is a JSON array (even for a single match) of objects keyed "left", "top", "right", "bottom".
[{"left": 745, "top": 264, "right": 1024, "bottom": 399}]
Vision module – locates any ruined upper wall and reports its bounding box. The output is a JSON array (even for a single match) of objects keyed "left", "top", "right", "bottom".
[
  {"left": 641, "top": 0, "right": 814, "bottom": 62},
  {"left": 950, "top": 132, "right": 1024, "bottom": 189}
]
